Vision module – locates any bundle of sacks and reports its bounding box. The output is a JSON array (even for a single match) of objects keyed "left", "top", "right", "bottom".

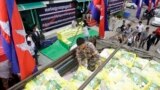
[{"left": 25, "top": 48, "right": 160, "bottom": 90}]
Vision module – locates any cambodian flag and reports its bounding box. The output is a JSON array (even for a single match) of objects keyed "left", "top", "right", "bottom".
[
  {"left": 135, "top": 0, "right": 143, "bottom": 19},
  {"left": 89, "top": 0, "right": 108, "bottom": 39},
  {"left": 155, "top": 0, "right": 160, "bottom": 8},
  {"left": 0, "top": 0, "right": 36, "bottom": 80},
  {"left": 144, "top": 0, "right": 156, "bottom": 10},
  {"left": 148, "top": 0, "right": 153, "bottom": 11}
]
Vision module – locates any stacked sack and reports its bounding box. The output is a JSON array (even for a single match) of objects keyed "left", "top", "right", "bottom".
[
  {"left": 25, "top": 68, "right": 75, "bottom": 90},
  {"left": 24, "top": 48, "right": 160, "bottom": 90}
]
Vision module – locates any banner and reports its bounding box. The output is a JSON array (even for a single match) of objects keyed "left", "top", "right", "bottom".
[
  {"left": 36, "top": 2, "right": 76, "bottom": 32},
  {"left": 108, "top": 0, "right": 124, "bottom": 14}
]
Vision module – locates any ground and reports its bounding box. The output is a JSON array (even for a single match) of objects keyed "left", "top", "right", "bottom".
[{"left": 38, "top": 7, "right": 160, "bottom": 69}]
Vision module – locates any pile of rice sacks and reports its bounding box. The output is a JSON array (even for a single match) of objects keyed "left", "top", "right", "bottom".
[{"left": 24, "top": 48, "right": 160, "bottom": 90}]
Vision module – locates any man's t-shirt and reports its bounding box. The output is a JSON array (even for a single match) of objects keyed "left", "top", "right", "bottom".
[{"left": 137, "top": 24, "right": 144, "bottom": 32}]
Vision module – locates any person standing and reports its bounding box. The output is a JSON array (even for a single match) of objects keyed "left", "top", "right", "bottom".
[
  {"left": 110, "top": 15, "right": 117, "bottom": 31},
  {"left": 132, "top": 33, "right": 139, "bottom": 47},
  {"left": 122, "top": 24, "right": 132, "bottom": 41},
  {"left": 120, "top": 20, "right": 126, "bottom": 32},
  {"left": 26, "top": 34, "right": 35, "bottom": 47},
  {"left": 124, "top": 24, "right": 132, "bottom": 36},
  {"left": 146, "top": 9, "right": 155, "bottom": 25},
  {"left": 27, "top": 41, "right": 38, "bottom": 65},
  {"left": 136, "top": 21, "right": 145, "bottom": 41},
  {"left": 139, "top": 27, "right": 149, "bottom": 48},
  {"left": 127, "top": 35, "right": 134, "bottom": 47},
  {"left": 76, "top": 37, "right": 100, "bottom": 71},
  {"left": 32, "top": 25, "right": 41, "bottom": 49},
  {"left": 146, "top": 32, "right": 157, "bottom": 51}
]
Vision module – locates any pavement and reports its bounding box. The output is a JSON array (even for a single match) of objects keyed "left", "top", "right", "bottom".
[
  {"left": 37, "top": 7, "right": 160, "bottom": 69},
  {"left": 103, "top": 7, "right": 160, "bottom": 56}
]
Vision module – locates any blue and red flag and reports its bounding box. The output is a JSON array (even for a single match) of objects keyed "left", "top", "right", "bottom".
[
  {"left": 143, "top": 0, "right": 159, "bottom": 9},
  {"left": 155, "top": 0, "right": 160, "bottom": 8},
  {"left": 89, "top": 0, "right": 108, "bottom": 39},
  {"left": 134, "top": 0, "right": 143, "bottom": 19},
  {"left": 0, "top": 0, "right": 36, "bottom": 80},
  {"left": 148, "top": 0, "right": 153, "bottom": 11}
]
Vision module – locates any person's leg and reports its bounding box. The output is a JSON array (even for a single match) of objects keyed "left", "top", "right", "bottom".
[
  {"left": 137, "top": 33, "right": 140, "bottom": 41},
  {"left": 141, "top": 40, "right": 146, "bottom": 49},
  {"left": 155, "top": 35, "right": 160, "bottom": 45},
  {"left": 139, "top": 40, "right": 143, "bottom": 48},
  {"left": 87, "top": 58, "right": 96, "bottom": 72},
  {"left": 127, "top": 43, "right": 131, "bottom": 46},
  {"left": 0, "top": 78, "right": 5, "bottom": 90},
  {"left": 33, "top": 55, "right": 38, "bottom": 65},
  {"left": 146, "top": 42, "right": 151, "bottom": 51},
  {"left": 147, "top": 18, "right": 150, "bottom": 25}
]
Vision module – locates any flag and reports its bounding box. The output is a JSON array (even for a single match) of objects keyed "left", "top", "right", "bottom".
[
  {"left": 155, "top": 0, "right": 160, "bottom": 8},
  {"left": 144, "top": 0, "right": 150, "bottom": 6},
  {"left": 0, "top": 0, "right": 19, "bottom": 74},
  {"left": 148, "top": 0, "right": 152, "bottom": 11},
  {"left": 135, "top": 0, "right": 143, "bottom": 19},
  {"left": 144, "top": 0, "right": 155, "bottom": 10},
  {"left": 0, "top": 0, "right": 36, "bottom": 80},
  {"left": 89, "top": 0, "right": 108, "bottom": 39}
]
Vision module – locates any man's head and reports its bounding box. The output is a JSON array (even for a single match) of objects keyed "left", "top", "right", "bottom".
[
  {"left": 146, "top": 27, "right": 149, "bottom": 32},
  {"left": 127, "top": 24, "right": 131, "bottom": 28},
  {"left": 76, "top": 37, "right": 86, "bottom": 49},
  {"left": 139, "top": 21, "right": 142, "bottom": 25}
]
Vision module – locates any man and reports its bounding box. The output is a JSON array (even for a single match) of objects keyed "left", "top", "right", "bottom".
[
  {"left": 32, "top": 25, "right": 41, "bottom": 49},
  {"left": 76, "top": 37, "right": 100, "bottom": 71},
  {"left": 111, "top": 15, "right": 117, "bottom": 31},
  {"left": 139, "top": 27, "right": 149, "bottom": 48},
  {"left": 146, "top": 32, "right": 157, "bottom": 51},
  {"left": 124, "top": 24, "right": 132, "bottom": 36},
  {"left": 122, "top": 24, "right": 132, "bottom": 41},
  {"left": 120, "top": 20, "right": 126, "bottom": 32},
  {"left": 136, "top": 21, "right": 145, "bottom": 41},
  {"left": 127, "top": 35, "right": 134, "bottom": 47},
  {"left": 146, "top": 9, "right": 155, "bottom": 25},
  {"left": 27, "top": 41, "right": 38, "bottom": 65}
]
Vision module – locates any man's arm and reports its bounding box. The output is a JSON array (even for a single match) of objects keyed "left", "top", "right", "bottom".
[
  {"left": 88, "top": 42, "right": 99, "bottom": 57},
  {"left": 76, "top": 49, "right": 82, "bottom": 66}
]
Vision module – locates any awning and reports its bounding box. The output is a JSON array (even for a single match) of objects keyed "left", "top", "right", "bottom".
[
  {"left": 18, "top": 2, "right": 46, "bottom": 11},
  {"left": 77, "top": 0, "right": 91, "bottom": 2}
]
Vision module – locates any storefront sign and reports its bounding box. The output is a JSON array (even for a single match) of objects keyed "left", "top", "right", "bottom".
[
  {"left": 108, "top": 0, "right": 124, "bottom": 14},
  {"left": 36, "top": 2, "right": 76, "bottom": 32}
]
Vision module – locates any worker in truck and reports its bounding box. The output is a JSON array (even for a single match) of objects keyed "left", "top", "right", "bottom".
[{"left": 76, "top": 37, "right": 100, "bottom": 72}]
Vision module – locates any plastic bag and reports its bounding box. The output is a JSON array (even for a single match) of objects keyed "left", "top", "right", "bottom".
[
  {"left": 25, "top": 68, "right": 67, "bottom": 90},
  {"left": 70, "top": 66, "right": 91, "bottom": 88}
]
